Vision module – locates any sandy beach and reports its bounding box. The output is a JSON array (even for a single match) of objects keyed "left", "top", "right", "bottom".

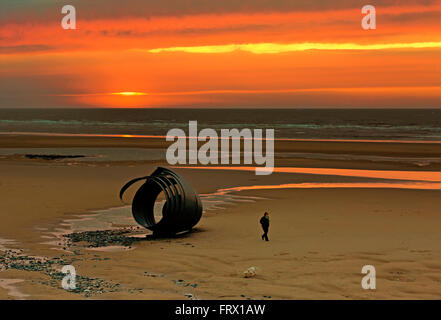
[
  {"left": 2, "top": 0, "right": 440, "bottom": 306},
  {"left": 0, "top": 133, "right": 440, "bottom": 300}
]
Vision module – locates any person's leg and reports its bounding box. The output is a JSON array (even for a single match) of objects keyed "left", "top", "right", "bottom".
[{"left": 263, "top": 228, "right": 269, "bottom": 241}]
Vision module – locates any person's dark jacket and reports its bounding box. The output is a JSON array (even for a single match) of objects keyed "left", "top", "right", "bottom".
[{"left": 260, "top": 216, "right": 269, "bottom": 230}]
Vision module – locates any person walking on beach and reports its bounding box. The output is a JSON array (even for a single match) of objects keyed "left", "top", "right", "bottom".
[{"left": 260, "top": 212, "right": 270, "bottom": 241}]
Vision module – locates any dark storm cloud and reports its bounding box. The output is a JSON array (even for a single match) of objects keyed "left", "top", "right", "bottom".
[
  {"left": 0, "top": 44, "right": 54, "bottom": 54},
  {"left": 0, "top": 74, "right": 89, "bottom": 107},
  {"left": 1, "top": 0, "right": 439, "bottom": 23},
  {"left": 93, "top": 23, "right": 274, "bottom": 38},
  {"left": 383, "top": 10, "right": 441, "bottom": 23}
]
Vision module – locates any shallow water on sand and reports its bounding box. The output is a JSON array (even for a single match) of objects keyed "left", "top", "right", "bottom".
[
  {"left": 182, "top": 166, "right": 441, "bottom": 182},
  {"left": 0, "top": 279, "right": 29, "bottom": 300}
]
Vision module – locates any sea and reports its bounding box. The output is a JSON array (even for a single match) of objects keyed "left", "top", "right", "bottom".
[{"left": 0, "top": 108, "right": 440, "bottom": 141}]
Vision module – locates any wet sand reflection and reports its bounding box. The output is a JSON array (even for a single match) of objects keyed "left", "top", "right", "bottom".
[{"left": 181, "top": 166, "right": 441, "bottom": 182}]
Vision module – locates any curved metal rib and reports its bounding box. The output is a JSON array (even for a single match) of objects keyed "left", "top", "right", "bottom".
[{"left": 119, "top": 167, "right": 203, "bottom": 234}]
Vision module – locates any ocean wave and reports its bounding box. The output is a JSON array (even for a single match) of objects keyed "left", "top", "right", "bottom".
[
  {"left": 0, "top": 119, "right": 181, "bottom": 127},
  {"left": 1, "top": 119, "right": 440, "bottom": 132}
]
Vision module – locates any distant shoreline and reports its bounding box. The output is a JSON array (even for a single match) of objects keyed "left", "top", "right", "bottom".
[{"left": 1, "top": 131, "right": 440, "bottom": 144}]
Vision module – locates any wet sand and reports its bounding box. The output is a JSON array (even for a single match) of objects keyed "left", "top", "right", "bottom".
[{"left": 0, "top": 134, "right": 440, "bottom": 299}]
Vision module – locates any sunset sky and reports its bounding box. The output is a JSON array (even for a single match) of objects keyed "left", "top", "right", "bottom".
[{"left": 1, "top": 0, "right": 440, "bottom": 108}]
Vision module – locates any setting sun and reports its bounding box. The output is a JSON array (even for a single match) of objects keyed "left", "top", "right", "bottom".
[{"left": 111, "top": 92, "right": 148, "bottom": 96}]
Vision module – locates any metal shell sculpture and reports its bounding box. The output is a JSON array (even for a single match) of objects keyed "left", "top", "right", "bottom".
[{"left": 119, "top": 167, "right": 202, "bottom": 235}]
